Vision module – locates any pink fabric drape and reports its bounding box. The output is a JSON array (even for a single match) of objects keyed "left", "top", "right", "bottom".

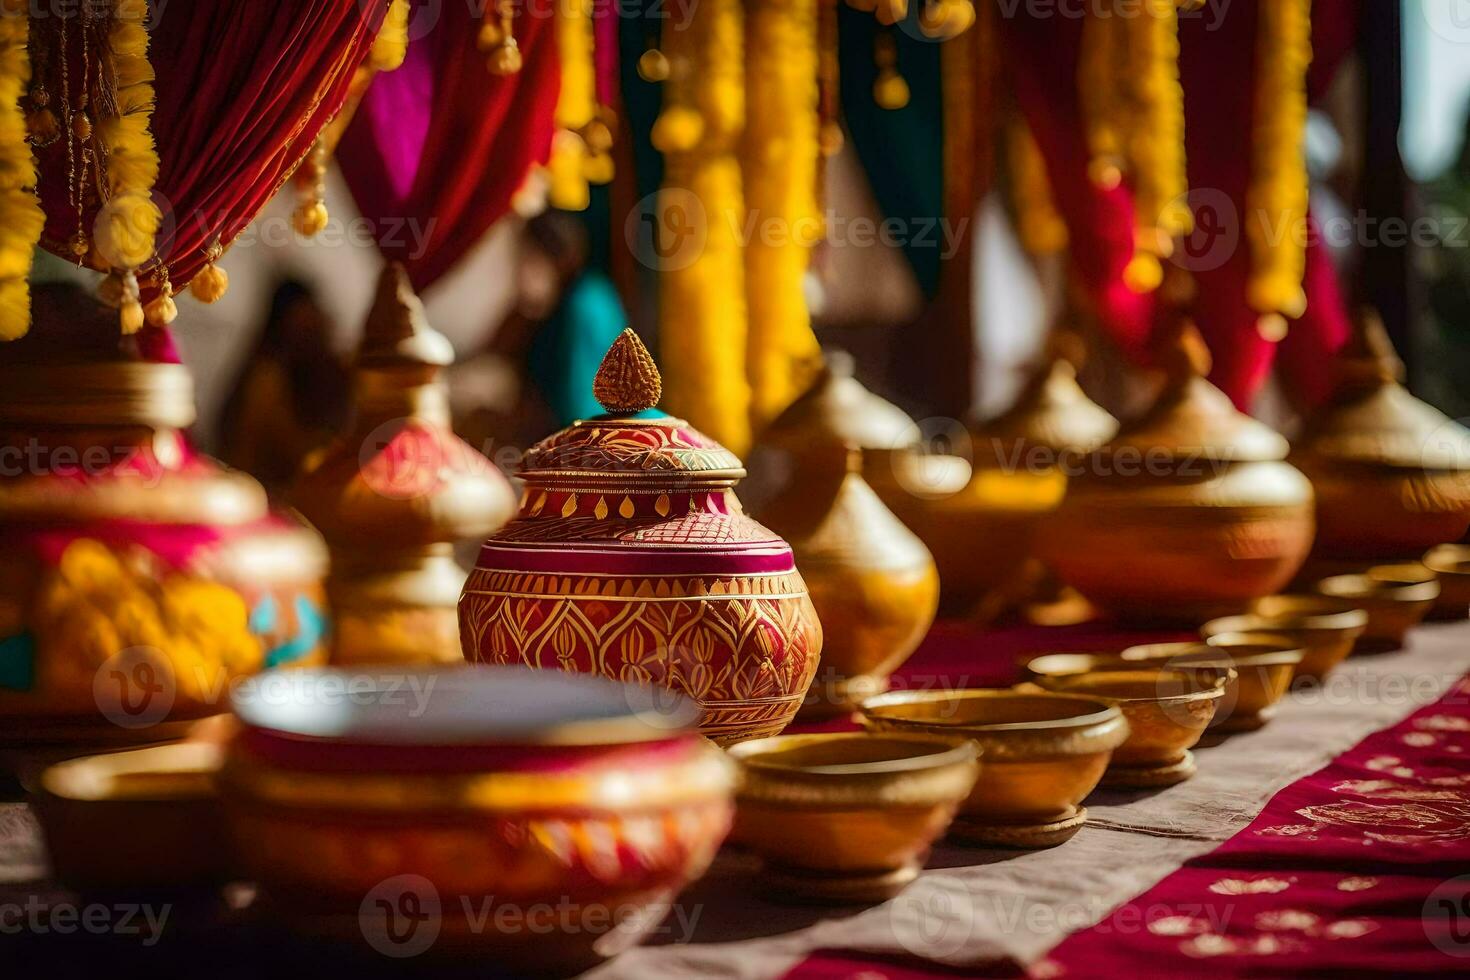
[{"left": 337, "top": 0, "right": 562, "bottom": 292}]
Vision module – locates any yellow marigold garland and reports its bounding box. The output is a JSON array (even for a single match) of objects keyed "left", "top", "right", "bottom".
[
  {"left": 1079, "top": 0, "right": 1189, "bottom": 295},
  {"left": 0, "top": 1, "right": 44, "bottom": 340},
  {"left": 94, "top": 0, "right": 161, "bottom": 334},
  {"left": 743, "top": 0, "right": 823, "bottom": 430},
  {"left": 656, "top": 0, "right": 753, "bottom": 454},
  {"left": 370, "top": 0, "right": 411, "bottom": 72},
  {"left": 1247, "top": 0, "right": 1311, "bottom": 321},
  {"left": 548, "top": 0, "right": 596, "bottom": 211},
  {"left": 1009, "top": 119, "right": 1069, "bottom": 256}
]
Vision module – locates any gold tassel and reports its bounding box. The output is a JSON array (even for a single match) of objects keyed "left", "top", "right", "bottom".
[
  {"left": 0, "top": 0, "right": 44, "bottom": 340},
  {"left": 1008, "top": 120, "right": 1069, "bottom": 256},
  {"left": 144, "top": 268, "right": 176, "bottom": 326},
  {"left": 95, "top": 0, "right": 162, "bottom": 334},
  {"left": 190, "top": 241, "right": 229, "bottom": 304},
  {"left": 873, "top": 31, "right": 909, "bottom": 110},
  {"left": 744, "top": 0, "right": 823, "bottom": 429},
  {"left": 370, "top": 0, "right": 411, "bottom": 72},
  {"left": 549, "top": 0, "right": 596, "bottom": 210},
  {"left": 1247, "top": 0, "right": 1311, "bottom": 321},
  {"left": 657, "top": 0, "right": 753, "bottom": 454},
  {"left": 292, "top": 135, "right": 330, "bottom": 237},
  {"left": 481, "top": 0, "right": 522, "bottom": 75}
]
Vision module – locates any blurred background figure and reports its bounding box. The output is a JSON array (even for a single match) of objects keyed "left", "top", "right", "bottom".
[
  {"left": 217, "top": 279, "right": 350, "bottom": 496},
  {"left": 451, "top": 211, "right": 628, "bottom": 457}
]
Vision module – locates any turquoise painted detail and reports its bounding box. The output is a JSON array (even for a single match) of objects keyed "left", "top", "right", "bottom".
[
  {"left": 248, "top": 593, "right": 280, "bottom": 635},
  {"left": 263, "top": 594, "right": 327, "bottom": 669},
  {"left": 0, "top": 632, "right": 36, "bottom": 692}
]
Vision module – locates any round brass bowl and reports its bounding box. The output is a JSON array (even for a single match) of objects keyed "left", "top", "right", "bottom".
[
  {"left": 857, "top": 690, "right": 1128, "bottom": 848},
  {"left": 1422, "top": 545, "right": 1470, "bottom": 620},
  {"left": 1121, "top": 637, "right": 1299, "bottom": 732},
  {"left": 728, "top": 733, "right": 979, "bottom": 903},
  {"left": 1022, "top": 652, "right": 1134, "bottom": 683},
  {"left": 1317, "top": 564, "right": 1440, "bottom": 651},
  {"left": 1035, "top": 669, "right": 1227, "bottom": 787},
  {"left": 1201, "top": 594, "right": 1368, "bottom": 681}
]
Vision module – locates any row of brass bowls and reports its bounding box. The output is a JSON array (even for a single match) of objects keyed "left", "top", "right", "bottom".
[
  {"left": 858, "top": 690, "right": 1129, "bottom": 847},
  {"left": 728, "top": 734, "right": 979, "bottom": 902},
  {"left": 1029, "top": 668, "right": 1230, "bottom": 786},
  {"left": 1121, "top": 639, "right": 1301, "bottom": 733},
  {"left": 1316, "top": 564, "right": 1440, "bottom": 650},
  {"left": 1200, "top": 595, "right": 1367, "bottom": 680}
]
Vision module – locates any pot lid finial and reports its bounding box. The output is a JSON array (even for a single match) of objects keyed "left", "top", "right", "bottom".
[
  {"left": 359, "top": 262, "right": 454, "bottom": 370},
  {"left": 594, "top": 328, "right": 663, "bottom": 414}
]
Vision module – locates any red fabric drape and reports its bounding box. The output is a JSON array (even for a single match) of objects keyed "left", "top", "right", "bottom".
[
  {"left": 336, "top": 1, "right": 561, "bottom": 292},
  {"left": 35, "top": 1, "right": 385, "bottom": 296},
  {"left": 1003, "top": 1, "right": 1362, "bottom": 409}
]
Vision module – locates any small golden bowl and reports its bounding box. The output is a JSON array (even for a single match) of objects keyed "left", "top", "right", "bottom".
[
  {"left": 858, "top": 690, "right": 1128, "bottom": 848},
  {"left": 33, "top": 742, "right": 228, "bottom": 892},
  {"left": 1202, "top": 595, "right": 1368, "bottom": 681},
  {"left": 1423, "top": 545, "right": 1470, "bottom": 620},
  {"left": 1317, "top": 563, "right": 1440, "bottom": 651},
  {"left": 1021, "top": 652, "right": 1133, "bottom": 683},
  {"left": 1035, "top": 669, "right": 1228, "bottom": 787},
  {"left": 728, "top": 733, "right": 979, "bottom": 903},
  {"left": 1122, "top": 637, "right": 1299, "bottom": 733}
]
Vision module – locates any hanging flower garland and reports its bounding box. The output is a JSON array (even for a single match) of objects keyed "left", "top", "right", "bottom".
[
  {"left": 1248, "top": 0, "right": 1312, "bottom": 330},
  {"left": 744, "top": 0, "right": 823, "bottom": 430},
  {"left": 548, "top": 0, "right": 598, "bottom": 211},
  {"left": 1009, "top": 118, "right": 1069, "bottom": 257},
  {"left": 0, "top": 1, "right": 43, "bottom": 340},
  {"left": 1078, "top": 0, "right": 1190, "bottom": 296}
]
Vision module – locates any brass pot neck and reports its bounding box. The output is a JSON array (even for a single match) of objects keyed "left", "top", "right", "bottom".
[{"left": 354, "top": 368, "right": 450, "bottom": 428}]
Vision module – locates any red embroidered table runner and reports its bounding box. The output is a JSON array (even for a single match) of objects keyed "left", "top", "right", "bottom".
[{"left": 1029, "top": 674, "right": 1470, "bottom": 977}]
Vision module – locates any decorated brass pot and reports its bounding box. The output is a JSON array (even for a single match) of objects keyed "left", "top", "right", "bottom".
[
  {"left": 459, "top": 331, "right": 822, "bottom": 744},
  {"left": 756, "top": 437, "right": 938, "bottom": 719},
  {"left": 884, "top": 337, "right": 1118, "bottom": 617},
  {"left": 0, "top": 288, "right": 328, "bottom": 752},
  {"left": 294, "top": 265, "right": 516, "bottom": 666},
  {"left": 859, "top": 690, "right": 1128, "bottom": 848},
  {"left": 1292, "top": 312, "right": 1470, "bottom": 560},
  {"left": 1040, "top": 321, "right": 1314, "bottom": 623},
  {"left": 221, "top": 666, "right": 734, "bottom": 972},
  {"left": 728, "top": 732, "right": 978, "bottom": 902}
]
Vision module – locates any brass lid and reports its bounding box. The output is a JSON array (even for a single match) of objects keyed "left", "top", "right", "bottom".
[
  {"left": 1103, "top": 319, "right": 1288, "bottom": 463},
  {"left": 520, "top": 329, "right": 745, "bottom": 484},
  {"left": 973, "top": 331, "right": 1118, "bottom": 460},
  {"left": 1295, "top": 311, "right": 1470, "bottom": 471},
  {"left": 292, "top": 265, "right": 516, "bottom": 545},
  {"left": 760, "top": 351, "right": 918, "bottom": 454}
]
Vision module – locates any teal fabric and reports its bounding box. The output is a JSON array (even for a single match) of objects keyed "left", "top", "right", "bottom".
[
  {"left": 529, "top": 270, "right": 630, "bottom": 425},
  {"left": 837, "top": 8, "right": 946, "bottom": 299},
  {"left": 0, "top": 632, "right": 35, "bottom": 692}
]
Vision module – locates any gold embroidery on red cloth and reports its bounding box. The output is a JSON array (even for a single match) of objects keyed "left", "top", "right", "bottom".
[
  {"left": 1148, "top": 915, "right": 1210, "bottom": 937},
  {"left": 1208, "top": 877, "right": 1294, "bottom": 895},
  {"left": 1336, "top": 876, "right": 1379, "bottom": 891}
]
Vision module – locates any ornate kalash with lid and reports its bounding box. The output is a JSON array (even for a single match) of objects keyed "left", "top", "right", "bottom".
[
  {"left": 459, "top": 329, "right": 823, "bottom": 744},
  {"left": 0, "top": 285, "right": 328, "bottom": 754},
  {"left": 293, "top": 264, "right": 517, "bottom": 666}
]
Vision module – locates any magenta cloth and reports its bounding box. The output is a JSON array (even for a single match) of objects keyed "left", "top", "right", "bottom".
[{"left": 337, "top": 0, "right": 561, "bottom": 291}]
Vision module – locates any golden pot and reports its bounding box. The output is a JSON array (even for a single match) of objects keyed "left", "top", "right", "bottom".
[
  {"left": 1316, "top": 564, "right": 1440, "bottom": 651},
  {"left": 1201, "top": 595, "right": 1367, "bottom": 681},
  {"left": 1041, "top": 322, "right": 1313, "bottom": 623},
  {"left": 728, "top": 733, "right": 979, "bottom": 903},
  {"left": 757, "top": 440, "right": 938, "bottom": 719},
  {"left": 0, "top": 286, "right": 328, "bottom": 753},
  {"left": 1422, "top": 544, "right": 1470, "bottom": 620},
  {"left": 1036, "top": 669, "right": 1228, "bottom": 786},
  {"left": 874, "top": 342, "right": 1117, "bottom": 617},
  {"left": 1293, "top": 311, "right": 1470, "bottom": 559},
  {"left": 858, "top": 690, "right": 1128, "bottom": 848},
  {"left": 221, "top": 666, "right": 734, "bottom": 973},
  {"left": 293, "top": 265, "right": 516, "bottom": 666}
]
